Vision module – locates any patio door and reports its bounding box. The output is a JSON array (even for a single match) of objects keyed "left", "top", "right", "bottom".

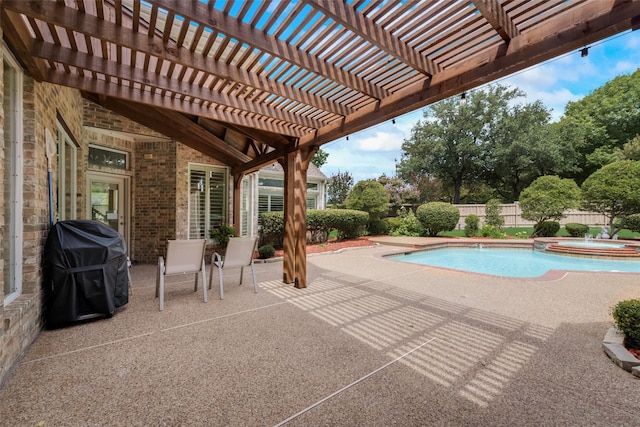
[{"left": 87, "top": 173, "right": 129, "bottom": 243}]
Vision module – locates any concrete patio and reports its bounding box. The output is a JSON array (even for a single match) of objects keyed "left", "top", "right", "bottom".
[{"left": 1, "top": 240, "right": 639, "bottom": 426}]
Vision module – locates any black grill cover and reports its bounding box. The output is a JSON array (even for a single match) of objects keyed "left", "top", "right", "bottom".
[{"left": 44, "top": 220, "right": 128, "bottom": 327}]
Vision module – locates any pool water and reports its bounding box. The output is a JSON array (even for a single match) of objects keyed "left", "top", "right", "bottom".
[{"left": 390, "top": 247, "right": 640, "bottom": 278}]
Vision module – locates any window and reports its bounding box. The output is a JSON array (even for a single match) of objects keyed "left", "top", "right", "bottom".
[
  {"left": 57, "top": 122, "right": 77, "bottom": 221},
  {"left": 88, "top": 145, "right": 128, "bottom": 170},
  {"left": 240, "top": 175, "right": 255, "bottom": 237},
  {"left": 258, "top": 194, "right": 284, "bottom": 214},
  {"left": 3, "top": 52, "right": 23, "bottom": 304},
  {"left": 188, "top": 165, "right": 227, "bottom": 240}
]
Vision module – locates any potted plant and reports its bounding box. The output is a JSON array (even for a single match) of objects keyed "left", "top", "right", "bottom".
[{"left": 210, "top": 224, "right": 236, "bottom": 254}]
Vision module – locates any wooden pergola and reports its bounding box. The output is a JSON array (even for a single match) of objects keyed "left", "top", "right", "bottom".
[{"left": 2, "top": 0, "right": 638, "bottom": 287}]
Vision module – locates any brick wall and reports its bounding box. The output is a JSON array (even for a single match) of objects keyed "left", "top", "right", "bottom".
[
  {"left": 1, "top": 64, "right": 84, "bottom": 385},
  {"left": 134, "top": 140, "right": 178, "bottom": 262}
]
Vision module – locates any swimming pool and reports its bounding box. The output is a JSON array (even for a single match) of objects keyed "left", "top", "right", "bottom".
[{"left": 389, "top": 247, "right": 640, "bottom": 278}]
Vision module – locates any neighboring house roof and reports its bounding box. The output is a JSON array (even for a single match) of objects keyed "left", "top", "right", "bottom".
[{"left": 259, "top": 162, "right": 327, "bottom": 181}]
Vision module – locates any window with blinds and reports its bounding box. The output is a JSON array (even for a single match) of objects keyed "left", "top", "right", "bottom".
[{"left": 189, "top": 165, "right": 227, "bottom": 240}]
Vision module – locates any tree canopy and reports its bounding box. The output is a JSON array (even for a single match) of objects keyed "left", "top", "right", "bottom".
[
  {"left": 327, "top": 170, "right": 353, "bottom": 207},
  {"left": 345, "top": 179, "right": 389, "bottom": 220},
  {"left": 396, "top": 84, "right": 553, "bottom": 203},
  {"left": 556, "top": 69, "right": 640, "bottom": 183},
  {"left": 519, "top": 175, "right": 581, "bottom": 224},
  {"left": 581, "top": 160, "right": 640, "bottom": 236}
]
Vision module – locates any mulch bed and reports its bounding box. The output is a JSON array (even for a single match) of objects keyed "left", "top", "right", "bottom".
[{"left": 272, "top": 236, "right": 377, "bottom": 257}]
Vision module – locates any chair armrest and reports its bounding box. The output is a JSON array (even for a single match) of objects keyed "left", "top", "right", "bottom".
[{"left": 212, "top": 252, "right": 223, "bottom": 267}]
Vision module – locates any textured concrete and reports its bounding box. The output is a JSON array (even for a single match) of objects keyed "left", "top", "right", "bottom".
[{"left": 1, "top": 241, "right": 639, "bottom": 426}]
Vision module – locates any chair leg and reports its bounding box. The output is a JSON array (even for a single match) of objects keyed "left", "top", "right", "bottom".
[
  {"left": 250, "top": 263, "right": 258, "bottom": 294},
  {"left": 159, "top": 274, "right": 165, "bottom": 311},
  {"left": 219, "top": 265, "right": 224, "bottom": 300},
  {"left": 201, "top": 259, "right": 207, "bottom": 303},
  {"left": 239, "top": 266, "right": 244, "bottom": 285}
]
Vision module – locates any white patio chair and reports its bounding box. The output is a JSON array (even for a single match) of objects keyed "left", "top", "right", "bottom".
[
  {"left": 209, "top": 236, "right": 258, "bottom": 299},
  {"left": 156, "top": 239, "right": 207, "bottom": 311}
]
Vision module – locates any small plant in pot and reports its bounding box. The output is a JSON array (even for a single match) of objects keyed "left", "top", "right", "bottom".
[
  {"left": 210, "top": 224, "right": 236, "bottom": 253},
  {"left": 612, "top": 299, "right": 640, "bottom": 352}
]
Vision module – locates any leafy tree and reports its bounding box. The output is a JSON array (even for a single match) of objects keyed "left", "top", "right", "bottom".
[
  {"left": 311, "top": 148, "right": 329, "bottom": 168},
  {"left": 397, "top": 85, "right": 535, "bottom": 203},
  {"left": 485, "top": 101, "right": 566, "bottom": 201},
  {"left": 558, "top": 69, "right": 640, "bottom": 182},
  {"left": 327, "top": 170, "right": 353, "bottom": 207},
  {"left": 345, "top": 179, "right": 390, "bottom": 220},
  {"left": 407, "top": 173, "right": 445, "bottom": 203},
  {"left": 378, "top": 174, "right": 419, "bottom": 208},
  {"left": 622, "top": 135, "right": 640, "bottom": 161},
  {"left": 581, "top": 160, "right": 640, "bottom": 237},
  {"left": 484, "top": 198, "right": 504, "bottom": 228},
  {"left": 519, "top": 175, "right": 581, "bottom": 224}
]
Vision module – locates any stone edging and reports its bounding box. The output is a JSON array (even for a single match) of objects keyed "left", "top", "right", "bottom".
[{"left": 602, "top": 327, "right": 640, "bottom": 377}]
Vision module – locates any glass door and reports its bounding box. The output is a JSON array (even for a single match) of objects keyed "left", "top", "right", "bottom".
[{"left": 87, "top": 173, "right": 128, "bottom": 240}]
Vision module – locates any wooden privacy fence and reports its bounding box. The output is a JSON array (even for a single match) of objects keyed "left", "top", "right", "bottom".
[{"left": 454, "top": 202, "right": 608, "bottom": 229}]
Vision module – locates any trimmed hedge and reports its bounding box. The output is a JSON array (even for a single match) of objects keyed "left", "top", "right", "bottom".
[
  {"left": 464, "top": 214, "right": 480, "bottom": 237},
  {"left": 415, "top": 202, "right": 460, "bottom": 237},
  {"left": 258, "top": 209, "right": 369, "bottom": 247},
  {"left": 564, "top": 222, "right": 589, "bottom": 238},
  {"left": 624, "top": 213, "right": 640, "bottom": 233},
  {"left": 532, "top": 220, "right": 560, "bottom": 237}
]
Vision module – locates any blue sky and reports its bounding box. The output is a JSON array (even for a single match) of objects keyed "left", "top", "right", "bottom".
[{"left": 320, "top": 30, "right": 640, "bottom": 183}]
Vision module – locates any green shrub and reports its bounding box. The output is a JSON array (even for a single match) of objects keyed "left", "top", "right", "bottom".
[
  {"left": 210, "top": 224, "right": 236, "bottom": 249},
  {"left": 612, "top": 299, "right": 640, "bottom": 349},
  {"left": 532, "top": 220, "right": 560, "bottom": 237},
  {"left": 464, "top": 214, "right": 480, "bottom": 237},
  {"left": 415, "top": 202, "right": 460, "bottom": 237},
  {"left": 332, "top": 209, "right": 369, "bottom": 240},
  {"left": 368, "top": 218, "right": 390, "bottom": 236},
  {"left": 307, "top": 209, "right": 334, "bottom": 243},
  {"left": 624, "top": 213, "right": 640, "bottom": 233},
  {"left": 480, "top": 224, "right": 506, "bottom": 239},
  {"left": 257, "top": 244, "right": 275, "bottom": 259},
  {"left": 390, "top": 209, "right": 423, "bottom": 237},
  {"left": 485, "top": 199, "right": 504, "bottom": 228},
  {"left": 259, "top": 209, "right": 368, "bottom": 244},
  {"left": 345, "top": 180, "right": 389, "bottom": 221},
  {"left": 384, "top": 217, "right": 403, "bottom": 234},
  {"left": 513, "top": 231, "right": 530, "bottom": 239},
  {"left": 564, "top": 222, "right": 589, "bottom": 238},
  {"left": 259, "top": 211, "right": 284, "bottom": 247}
]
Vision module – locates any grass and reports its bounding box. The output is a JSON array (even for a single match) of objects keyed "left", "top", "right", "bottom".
[{"left": 440, "top": 227, "right": 640, "bottom": 239}]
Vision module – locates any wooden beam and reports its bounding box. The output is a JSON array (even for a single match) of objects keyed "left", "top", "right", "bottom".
[
  {"left": 473, "top": 0, "right": 520, "bottom": 42},
  {"left": 299, "top": 0, "right": 639, "bottom": 148},
  {"left": 303, "top": 0, "right": 439, "bottom": 76},
  {"left": 2, "top": 0, "right": 353, "bottom": 117},
  {"left": 1, "top": 9, "right": 47, "bottom": 80},
  {"left": 154, "top": 0, "right": 387, "bottom": 100},
  {"left": 30, "top": 40, "right": 325, "bottom": 130},
  {"left": 46, "top": 69, "right": 305, "bottom": 138},
  {"left": 98, "top": 97, "right": 249, "bottom": 166}
]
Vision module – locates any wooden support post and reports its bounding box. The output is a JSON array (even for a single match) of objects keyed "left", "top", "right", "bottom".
[
  {"left": 281, "top": 148, "right": 315, "bottom": 287},
  {"left": 282, "top": 153, "right": 296, "bottom": 284}
]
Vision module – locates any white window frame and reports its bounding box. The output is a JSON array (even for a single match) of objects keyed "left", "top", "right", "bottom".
[
  {"left": 188, "top": 164, "right": 228, "bottom": 240},
  {"left": 57, "top": 122, "right": 77, "bottom": 221},
  {"left": 3, "top": 45, "right": 24, "bottom": 305}
]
